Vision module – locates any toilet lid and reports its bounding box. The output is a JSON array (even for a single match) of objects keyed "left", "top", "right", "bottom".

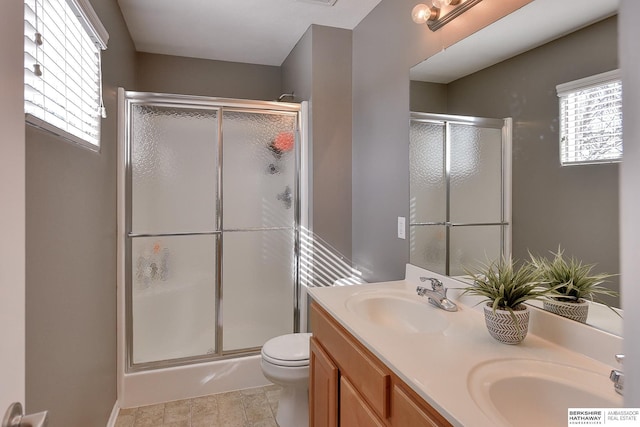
[{"left": 262, "top": 333, "right": 312, "bottom": 367}]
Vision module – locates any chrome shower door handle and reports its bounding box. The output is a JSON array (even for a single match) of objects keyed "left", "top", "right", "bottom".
[{"left": 2, "top": 403, "right": 48, "bottom": 427}]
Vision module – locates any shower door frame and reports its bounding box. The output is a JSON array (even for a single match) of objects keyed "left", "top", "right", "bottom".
[
  {"left": 409, "top": 112, "right": 512, "bottom": 276},
  {"left": 120, "top": 90, "right": 305, "bottom": 372}
]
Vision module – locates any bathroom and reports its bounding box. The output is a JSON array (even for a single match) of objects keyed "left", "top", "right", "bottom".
[{"left": 1, "top": 0, "right": 639, "bottom": 426}]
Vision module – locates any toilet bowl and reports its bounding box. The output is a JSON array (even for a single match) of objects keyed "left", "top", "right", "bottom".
[{"left": 261, "top": 332, "right": 312, "bottom": 427}]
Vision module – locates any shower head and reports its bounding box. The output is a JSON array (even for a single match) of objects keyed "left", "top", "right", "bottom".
[{"left": 277, "top": 92, "right": 296, "bottom": 102}]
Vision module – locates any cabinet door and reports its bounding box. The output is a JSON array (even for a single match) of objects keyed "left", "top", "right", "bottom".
[
  {"left": 341, "top": 377, "right": 386, "bottom": 427},
  {"left": 392, "top": 385, "right": 450, "bottom": 427},
  {"left": 310, "top": 337, "right": 338, "bottom": 427}
]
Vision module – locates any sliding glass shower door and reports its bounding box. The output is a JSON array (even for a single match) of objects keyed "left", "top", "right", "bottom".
[
  {"left": 129, "top": 104, "right": 219, "bottom": 365},
  {"left": 221, "top": 110, "right": 297, "bottom": 352},
  {"left": 409, "top": 113, "right": 511, "bottom": 276},
  {"left": 124, "top": 92, "right": 300, "bottom": 370}
]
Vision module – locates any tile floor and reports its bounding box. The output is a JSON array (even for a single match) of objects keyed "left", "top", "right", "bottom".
[{"left": 114, "top": 385, "right": 282, "bottom": 427}]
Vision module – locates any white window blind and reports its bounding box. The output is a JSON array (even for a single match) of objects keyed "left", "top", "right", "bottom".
[
  {"left": 24, "top": 0, "right": 109, "bottom": 150},
  {"left": 557, "top": 70, "right": 622, "bottom": 166}
]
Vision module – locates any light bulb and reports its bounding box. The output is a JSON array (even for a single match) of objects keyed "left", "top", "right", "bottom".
[
  {"left": 412, "top": 3, "right": 439, "bottom": 24},
  {"left": 431, "top": 0, "right": 451, "bottom": 8},
  {"left": 411, "top": 4, "right": 431, "bottom": 24}
]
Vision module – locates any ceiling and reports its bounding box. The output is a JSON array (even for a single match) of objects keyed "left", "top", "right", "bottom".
[
  {"left": 410, "top": 0, "right": 619, "bottom": 83},
  {"left": 117, "top": 0, "right": 382, "bottom": 66}
]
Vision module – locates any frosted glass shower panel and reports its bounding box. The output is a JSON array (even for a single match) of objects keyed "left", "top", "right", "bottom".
[
  {"left": 222, "top": 229, "right": 295, "bottom": 351},
  {"left": 131, "top": 105, "right": 218, "bottom": 234},
  {"left": 131, "top": 235, "right": 217, "bottom": 364},
  {"left": 449, "top": 124, "right": 503, "bottom": 224},
  {"left": 449, "top": 226, "right": 503, "bottom": 276},
  {"left": 409, "top": 121, "right": 446, "bottom": 223},
  {"left": 222, "top": 111, "right": 297, "bottom": 229},
  {"left": 409, "top": 225, "right": 447, "bottom": 275}
]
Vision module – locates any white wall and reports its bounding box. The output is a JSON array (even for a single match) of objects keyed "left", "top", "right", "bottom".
[
  {"left": 620, "top": 0, "right": 640, "bottom": 406},
  {"left": 0, "top": 0, "right": 26, "bottom": 410}
]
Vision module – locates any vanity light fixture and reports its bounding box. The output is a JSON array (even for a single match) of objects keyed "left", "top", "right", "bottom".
[{"left": 412, "top": 0, "right": 483, "bottom": 31}]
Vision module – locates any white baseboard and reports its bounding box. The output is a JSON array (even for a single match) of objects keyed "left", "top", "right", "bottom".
[{"left": 106, "top": 401, "right": 120, "bottom": 427}]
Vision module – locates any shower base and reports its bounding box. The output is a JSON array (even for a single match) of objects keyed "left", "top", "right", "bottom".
[{"left": 119, "top": 354, "right": 269, "bottom": 408}]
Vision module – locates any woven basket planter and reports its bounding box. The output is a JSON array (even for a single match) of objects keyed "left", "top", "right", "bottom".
[
  {"left": 543, "top": 298, "right": 589, "bottom": 323},
  {"left": 483, "top": 303, "right": 530, "bottom": 345}
]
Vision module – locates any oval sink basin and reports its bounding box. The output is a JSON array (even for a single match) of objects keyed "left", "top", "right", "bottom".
[
  {"left": 345, "top": 289, "right": 449, "bottom": 334},
  {"left": 468, "top": 358, "right": 623, "bottom": 427}
]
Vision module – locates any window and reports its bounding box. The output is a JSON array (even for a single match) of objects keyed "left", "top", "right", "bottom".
[
  {"left": 24, "top": 0, "right": 109, "bottom": 150},
  {"left": 557, "top": 70, "right": 622, "bottom": 165}
]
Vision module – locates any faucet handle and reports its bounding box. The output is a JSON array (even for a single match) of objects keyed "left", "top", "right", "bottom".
[
  {"left": 610, "top": 369, "right": 624, "bottom": 395},
  {"left": 420, "top": 277, "right": 444, "bottom": 292},
  {"left": 615, "top": 354, "right": 624, "bottom": 365}
]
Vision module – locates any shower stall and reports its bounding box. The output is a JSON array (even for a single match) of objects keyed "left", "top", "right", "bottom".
[
  {"left": 409, "top": 112, "right": 512, "bottom": 276},
  {"left": 117, "top": 90, "right": 307, "bottom": 406}
]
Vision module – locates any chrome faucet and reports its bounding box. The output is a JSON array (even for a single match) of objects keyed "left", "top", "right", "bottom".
[
  {"left": 416, "top": 277, "right": 458, "bottom": 312},
  {"left": 610, "top": 354, "right": 624, "bottom": 395}
]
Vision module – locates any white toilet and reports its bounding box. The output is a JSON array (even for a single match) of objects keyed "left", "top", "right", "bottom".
[{"left": 261, "top": 332, "right": 312, "bottom": 427}]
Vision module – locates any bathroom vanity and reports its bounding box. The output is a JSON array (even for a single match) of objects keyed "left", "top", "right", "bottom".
[
  {"left": 307, "top": 264, "right": 623, "bottom": 427},
  {"left": 309, "top": 301, "right": 451, "bottom": 426}
]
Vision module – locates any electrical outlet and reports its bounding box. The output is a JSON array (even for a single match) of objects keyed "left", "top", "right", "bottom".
[{"left": 397, "top": 216, "right": 406, "bottom": 239}]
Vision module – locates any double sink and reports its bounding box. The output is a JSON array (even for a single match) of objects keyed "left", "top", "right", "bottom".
[{"left": 332, "top": 283, "right": 623, "bottom": 426}]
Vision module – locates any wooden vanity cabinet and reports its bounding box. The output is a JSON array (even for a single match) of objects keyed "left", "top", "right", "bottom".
[{"left": 310, "top": 302, "right": 452, "bottom": 427}]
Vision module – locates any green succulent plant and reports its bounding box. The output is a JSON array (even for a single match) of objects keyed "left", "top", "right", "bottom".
[
  {"left": 528, "top": 246, "right": 618, "bottom": 306},
  {"left": 461, "top": 255, "right": 553, "bottom": 320}
]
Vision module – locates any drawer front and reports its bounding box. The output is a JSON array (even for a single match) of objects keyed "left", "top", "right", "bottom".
[
  {"left": 391, "top": 384, "right": 452, "bottom": 427},
  {"left": 311, "top": 303, "right": 390, "bottom": 419},
  {"left": 340, "top": 377, "right": 386, "bottom": 427}
]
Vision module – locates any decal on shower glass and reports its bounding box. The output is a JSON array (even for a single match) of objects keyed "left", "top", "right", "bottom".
[
  {"left": 266, "top": 132, "right": 295, "bottom": 174},
  {"left": 268, "top": 131, "right": 295, "bottom": 158},
  {"left": 135, "top": 240, "right": 170, "bottom": 288},
  {"left": 267, "top": 163, "right": 280, "bottom": 174},
  {"left": 277, "top": 186, "right": 293, "bottom": 210}
]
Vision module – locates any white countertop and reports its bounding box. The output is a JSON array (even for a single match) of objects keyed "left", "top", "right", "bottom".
[{"left": 307, "top": 264, "right": 623, "bottom": 427}]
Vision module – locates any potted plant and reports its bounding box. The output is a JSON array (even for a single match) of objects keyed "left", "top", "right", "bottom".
[
  {"left": 528, "top": 247, "right": 619, "bottom": 323},
  {"left": 461, "top": 255, "right": 551, "bottom": 345}
]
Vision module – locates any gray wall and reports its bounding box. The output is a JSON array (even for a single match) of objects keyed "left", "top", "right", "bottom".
[
  {"left": 136, "top": 52, "right": 282, "bottom": 100},
  {"left": 445, "top": 17, "right": 620, "bottom": 300},
  {"left": 410, "top": 80, "right": 447, "bottom": 113},
  {"left": 310, "top": 26, "right": 353, "bottom": 257},
  {"left": 25, "top": 1, "right": 137, "bottom": 426},
  {"left": 283, "top": 25, "right": 353, "bottom": 258},
  {"left": 282, "top": 28, "right": 313, "bottom": 102},
  {"left": 352, "top": 0, "right": 418, "bottom": 281}
]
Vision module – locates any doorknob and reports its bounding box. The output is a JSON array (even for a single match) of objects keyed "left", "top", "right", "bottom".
[{"left": 2, "top": 403, "right": 48, "bottom": 427}]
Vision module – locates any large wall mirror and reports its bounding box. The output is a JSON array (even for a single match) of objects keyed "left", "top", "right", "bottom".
[{"left": 409, "top": 0, "right": 621, "bottom": 334}]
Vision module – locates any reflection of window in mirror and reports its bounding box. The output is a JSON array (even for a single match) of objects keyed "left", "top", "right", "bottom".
[{"left": 557, "top": 70, "right": 622, "bottom": 166}]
